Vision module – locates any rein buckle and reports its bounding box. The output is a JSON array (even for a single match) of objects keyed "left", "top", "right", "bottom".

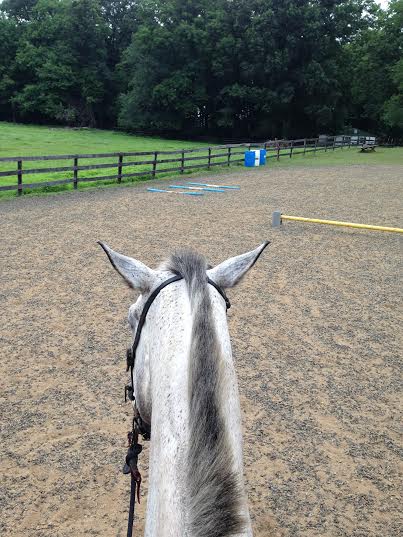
[
  {"left": 125, "top": 385, "right": 135, "bottom": 402},
  {"left": 123, "top": 430, "right": 143, "bottom": 504}
]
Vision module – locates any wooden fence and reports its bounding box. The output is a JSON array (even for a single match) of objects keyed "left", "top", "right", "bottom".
[{"left": 0, "top": 135, "right": 371, "bottom": 195}]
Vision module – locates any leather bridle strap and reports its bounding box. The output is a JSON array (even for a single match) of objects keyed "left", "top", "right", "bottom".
[
  {"left": 127, "top": 274, "right": 230, "bottom": 375},
  {"left": 125, "top": 275, "right": 184, "bottom": 415},
  {"left": 207, "top": 276, "right": 231, "bottom": 310},
  {"left": 130, "top": 274, "right": 183, "bottom": 365},
  {"left": 125, "top": 273, "right": 231, "bottom": 427}
]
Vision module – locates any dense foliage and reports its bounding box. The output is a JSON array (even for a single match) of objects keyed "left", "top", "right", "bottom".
[{"left": 0, "top": 0, "right": 401, "bottom": 139}]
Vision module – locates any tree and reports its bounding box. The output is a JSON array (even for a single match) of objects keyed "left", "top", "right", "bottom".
[
  {"left": 1, "top": 0, "right": 38, "bottom": 21},
  {"left": 100, "top": 1, "right": 139, "bottom": 67},
  {"left": 118, "top": 0, "right": 212, "bottom": 133},
  {"left": 383, "top": 59, "right": 403, "bottom": 131},
  {"left": 119, "top": 0, "right": 376, "bottom": 138},
  {"left": 1, "top": 0, "right": 400, "bottom": 137},
  {"left": 347, "top": 0, "right": 403, "bottom": 136},
  {"left": 0, "top": 14, "right": 19, "bottom": 120},
  {"left": 381, "top": 1, "right": 403, "bottom": 134},
  {"left": 10, "top": 0, "right": 110, "bottom": 126}
]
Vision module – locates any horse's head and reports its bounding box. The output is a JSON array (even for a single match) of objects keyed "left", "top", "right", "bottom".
[
  {"left": 99, "top": 240, "right": 269, "bottom": 333},
  {"left": 98, "top": 241, "right": 269, "bottom": 536},
  {"left": 99, "top": 239, "right": 268, "bottom": 412}
]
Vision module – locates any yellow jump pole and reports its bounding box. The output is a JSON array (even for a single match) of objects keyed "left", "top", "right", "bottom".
[{"left": 272, "top": 211, "right": 403, "bottom": 233}]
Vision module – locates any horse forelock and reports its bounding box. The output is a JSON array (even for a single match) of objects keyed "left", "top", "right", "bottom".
[{"left": 164, "top": 250, "right": 245, "bottom": 537}]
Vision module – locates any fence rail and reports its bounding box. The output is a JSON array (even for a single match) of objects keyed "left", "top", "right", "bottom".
[{"left": 0, "top": 135, "right": 376, "bottom": 195}]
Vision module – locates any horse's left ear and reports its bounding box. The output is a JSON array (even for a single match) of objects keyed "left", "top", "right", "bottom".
[
  {"left": 98, "top": 241, "right": 157, "bottom": 293},
  {"left": 207, "top": 241, "right": 270, "bottom": 288}
]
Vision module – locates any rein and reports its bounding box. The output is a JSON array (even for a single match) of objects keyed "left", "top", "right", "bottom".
[{"left": 123, "top": 274, "right": 230, "bottom": 537}]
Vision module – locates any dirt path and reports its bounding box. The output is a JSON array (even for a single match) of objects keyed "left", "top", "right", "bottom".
[{"left": 1, "top": 164, "right": 402, "bottom": 537}]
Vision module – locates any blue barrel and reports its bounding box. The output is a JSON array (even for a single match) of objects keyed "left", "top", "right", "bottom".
[
  {"left": 244, "top": 151, "right": 256, "bottom": 167},
  {"left": 259, "top": 149, "right": 266, "bottom": 165}
]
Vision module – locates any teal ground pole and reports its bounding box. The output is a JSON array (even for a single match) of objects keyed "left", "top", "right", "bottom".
[
  {"left": 147, "top": 187, "right": 203, "bottom": 196},
  {"left": 169, "top": 185, "right": 225, "bottom": 193},
  {"left": 188, "top": 182, "right": 240, "bottom": 190}
]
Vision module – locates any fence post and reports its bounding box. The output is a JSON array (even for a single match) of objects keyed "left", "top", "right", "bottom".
[
  {"left": 17, "top": 160, "right": 22, "bottom": 196},
  {"left": 117, "top": 154, "right": 123, "bottom": 183},
  {"left": 208, "top": 148, "right": 211, "bottom": 169},
  {"left": 227, "top": 146, "right": 231, "bottom": 166},
  {"left": 152, "top": 152, "right": 158, "bottom": 177},
  {"left": 303, "top": 138, "right": 307, "bottom": 155},
  {"left": 289, "top": 140, "right": 293, "bottom": 158},
  {"left": 314, "top": 138, "right": 318, "bottom": 155},
  {"left": 73, "top": 157, "right": 78, "bottom": 189},
  {"left": 348, "top": 136, "right": 351, "bottom": 149},
  {"left": 325, "top": 138, "right": 328, "bottom": 152},
  {"left": 181, "top": 150, "right": 185, "bottom": 174},
  {"left": 333, "top": 137, "right": 336, "bottom": 151},
  {"left": 277, "top": 143, "right": 280, "bottom": 161}
]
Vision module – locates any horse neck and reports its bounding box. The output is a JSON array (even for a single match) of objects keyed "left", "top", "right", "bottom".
[{"left": 143, "top": 285, "right": 252, "bottom": 537}]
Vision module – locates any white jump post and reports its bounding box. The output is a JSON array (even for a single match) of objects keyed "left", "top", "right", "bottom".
[{"left": 272, "top": 210, "right": 282, "bottom": 227}]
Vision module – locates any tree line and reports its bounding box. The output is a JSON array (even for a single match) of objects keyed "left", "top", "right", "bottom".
[{"left": 0, "top": 0, "right": 402, "bottom": 140}]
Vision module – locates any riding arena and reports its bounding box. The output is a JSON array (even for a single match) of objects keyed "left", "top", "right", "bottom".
[{"left": 1, "top": 161, "right": 401, "bottom": 537}]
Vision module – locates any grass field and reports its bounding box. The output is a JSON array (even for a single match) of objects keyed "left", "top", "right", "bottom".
[
  {"left": 0, "top": 122, "right": 402, "bottom": 199},
  {"left": 0, "top": 122, "right": 215, "bottom": 198}
]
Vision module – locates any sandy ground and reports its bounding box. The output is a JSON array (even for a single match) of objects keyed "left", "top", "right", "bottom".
[{"left": 1, "top": 163, "right": 402, "bottom": 537}]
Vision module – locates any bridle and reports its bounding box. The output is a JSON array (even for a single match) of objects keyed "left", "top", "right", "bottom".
[
  {"left": 123, "top": 273, "right": 230, "bottom": 537},
  {"left": 125, "top": 274, "right": 230, "bottom": 433}
]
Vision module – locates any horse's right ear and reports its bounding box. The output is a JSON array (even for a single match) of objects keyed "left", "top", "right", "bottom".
[
  {"left": 98, "top": 242, "right": 157, "bottom": 293},
  {"left": 207, "top": 241, "right": 269, "bottom": 288}
]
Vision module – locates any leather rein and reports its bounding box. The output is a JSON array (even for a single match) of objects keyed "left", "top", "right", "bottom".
[{"left": 123, "top": 274, "right": 230, "bottom": 537}]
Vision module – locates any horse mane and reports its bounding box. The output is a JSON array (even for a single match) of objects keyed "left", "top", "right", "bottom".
[{"left": 165, "top": 250, "right": 245, "bottom": 537}]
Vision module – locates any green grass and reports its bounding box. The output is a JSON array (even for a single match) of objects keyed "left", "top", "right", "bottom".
[
  {"left": 0, "top": 122, "right": 220, "bottom": 198},
  {"left": 266, "top": 145, "right": 403, "bottom": 167},
  {"left": 0, "top": 122, "right": 402, "bottom": 199},
  {"left": 0, "top": 121, "right": 214, "bottom": 155}
]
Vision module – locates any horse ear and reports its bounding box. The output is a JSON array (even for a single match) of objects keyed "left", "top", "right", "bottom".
[
  {"left": 98, "top": 241, "right": 156, "bottom": 292},
  {"left": 207, "top": 241, "right": 269, "bottom": 288}
]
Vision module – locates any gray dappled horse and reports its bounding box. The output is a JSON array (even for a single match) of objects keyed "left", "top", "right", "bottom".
[{"left": 100, "top": 242, "right": 269, "bottom": 537}]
